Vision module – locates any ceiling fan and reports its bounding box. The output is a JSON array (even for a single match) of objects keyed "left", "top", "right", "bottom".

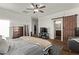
[{"left": 23, "top": 3, "right": 46, "bottom": 13}]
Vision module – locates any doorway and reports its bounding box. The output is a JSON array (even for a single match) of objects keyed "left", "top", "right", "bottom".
[
  {"left": 54, "top": 18, "right": 63, "bottom": 41},
  {"left": 34, "top": 25, "right": 37, "bottom": 35},
  {"left": 31, "top": 17, "right": 38, "bottom": 37}
]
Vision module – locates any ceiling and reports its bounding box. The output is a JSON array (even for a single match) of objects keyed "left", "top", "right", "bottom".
[{"left": 0, "top": 3, "right": 79, "bottom": 16}]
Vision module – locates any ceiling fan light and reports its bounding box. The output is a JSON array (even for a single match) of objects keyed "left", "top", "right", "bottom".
[{"left": 34, "top": 9, "right": 38, "bottom": 12}]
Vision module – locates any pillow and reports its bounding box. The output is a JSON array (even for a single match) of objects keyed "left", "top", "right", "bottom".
[
  {"left": 0, "top": 35, "right": 2, "bottom": 40},
  {"left": 5, "top": 39, "right": 19, "bottom": 55},
  {"left": 48, "top": 45, "right": 63, "bottom": 55},
  {"left": 6, "top": 38, "right": 28, "bottom": 53},
  {"left": 0, "top": 39, "right": 9, "bottom": 54}
]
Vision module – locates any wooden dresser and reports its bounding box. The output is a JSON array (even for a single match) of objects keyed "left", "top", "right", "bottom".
[{"left": 13, "top": 26, "right": 23, "bottom": 39}]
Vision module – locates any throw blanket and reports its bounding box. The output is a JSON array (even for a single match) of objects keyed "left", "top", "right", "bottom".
[{"left": 20, "top": 36, "right": 52, "bottom": 49}]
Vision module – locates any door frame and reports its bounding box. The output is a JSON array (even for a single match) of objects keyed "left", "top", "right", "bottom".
[{"left": 53, "top": 18, "right": 63, "bottom": 41}]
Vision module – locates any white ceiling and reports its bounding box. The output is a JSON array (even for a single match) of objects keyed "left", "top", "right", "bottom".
[{"left": 0, "top": 3, "right": 79, "bottom": 16}]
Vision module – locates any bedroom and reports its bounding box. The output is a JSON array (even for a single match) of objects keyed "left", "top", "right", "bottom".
[{"left": 0, "top": 3, "right": 79, "bottom": 55}]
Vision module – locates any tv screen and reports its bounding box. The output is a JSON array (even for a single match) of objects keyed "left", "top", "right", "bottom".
[{"left": 40, "top": 27, "right": 47, "bottom": 33}]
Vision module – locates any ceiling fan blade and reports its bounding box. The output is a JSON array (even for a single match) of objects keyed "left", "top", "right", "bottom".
[
  {"left": 39, "top": 10, "right": 44, "bottom": 13},
  {"left": 26, "top": 8, "right": 33, "bottom": 10},
  {"left": 39, "top": 5, "right": 46, "bottom": 9},
  {"left": 36, "top": 4, "right": 38, "bottom": 8},
  {"left": 31, "top": 3, "right": 35, "bottom": 8},
  {"left": 23, "top": 10, "right": 30, "bottom": 13},
  {"left": 23, "top": 10, "right": 28, "bottom": 12}
]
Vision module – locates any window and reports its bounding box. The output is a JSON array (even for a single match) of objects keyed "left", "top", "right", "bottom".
[{"left": 0, "top": 20, "right": 10, "bottom": 39}]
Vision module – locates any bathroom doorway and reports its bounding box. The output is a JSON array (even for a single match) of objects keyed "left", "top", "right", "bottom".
[{"left": 54, "top": 18, "right": 63, "bottom": 41}]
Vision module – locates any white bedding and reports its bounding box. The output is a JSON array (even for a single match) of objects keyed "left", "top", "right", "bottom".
[
  {"left": 5, "top": 38, "right": 43, "bottom": 55},
  {"left": 19, "top": 36, "right": 52, "bottom": 55},
  {"left": 70, "top": 37, "right": 79, "bottom": 42},
  {"left": 0, "top": 36, "right": 52, "bottom": 55}
]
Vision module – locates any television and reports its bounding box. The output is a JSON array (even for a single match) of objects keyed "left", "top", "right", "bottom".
[{"left": 40, "top": 27, "right": 47, "bottom": 33}]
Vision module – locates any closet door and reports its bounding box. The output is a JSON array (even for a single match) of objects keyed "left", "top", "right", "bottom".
[{"left": 63, "top": 15, "right": 77, "bottom": 43}]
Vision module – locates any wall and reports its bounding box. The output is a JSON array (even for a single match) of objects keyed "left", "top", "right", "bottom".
[
  {"left": 1, "top": 7, "right": 79, "bottom": 39},
  {"left": 39, "top": 7, "right": 79, "bottom": 39},
  {"left": 0, "top": 8, "right": 31, "bottom": 38}
]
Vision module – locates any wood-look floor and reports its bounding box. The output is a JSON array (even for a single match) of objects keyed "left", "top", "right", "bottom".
[{"left": 48, "top": 39, "right": 79, "bottom": 55}]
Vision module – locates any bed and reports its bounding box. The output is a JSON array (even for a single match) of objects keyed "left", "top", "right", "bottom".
[
  {"left": 0, "top": 36, "right": 52, "bottom": 55},
  {"left": 0, "top": 38, "right": 44, "bottom": 55},
  {"left": 0, "top": 36, "right": 62, "bottom": 55},
  {"left": 6, "top": 38, "right": 44, "bottom": 55},
  {"left": 19, "top": 36, "right": 62, "bottom": 55}
]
